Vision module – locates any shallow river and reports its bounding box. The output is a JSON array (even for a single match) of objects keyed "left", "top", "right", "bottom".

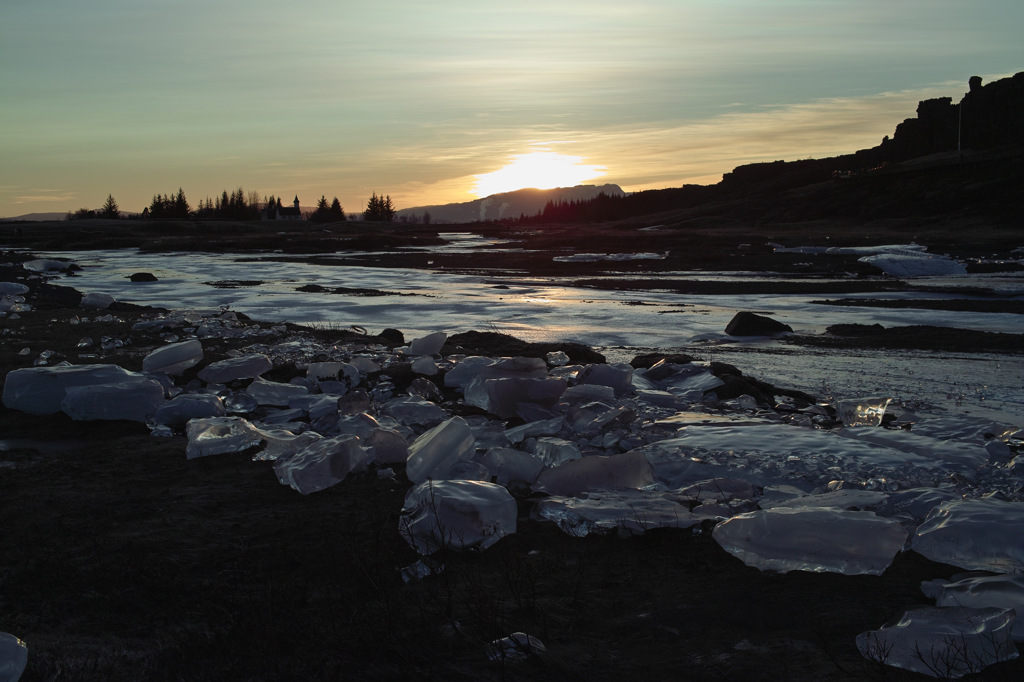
[{"left": 36, "top": 245, "right": 1024, "bottom": 425}]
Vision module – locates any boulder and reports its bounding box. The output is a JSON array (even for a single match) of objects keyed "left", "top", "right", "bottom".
[{"left": 724, "top": 311, "right": 793, "bottom": 336}]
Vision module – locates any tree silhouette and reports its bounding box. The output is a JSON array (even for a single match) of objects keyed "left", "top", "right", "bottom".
[
  {"left": 363, "top": 192, "right": 395, "bottom": 221},
  {"left": 310, "top": 195, "right": 330, "bottom": 223},
  {"left": 329, "top": 197, "right": 346, "bottom": 221},
  {"left": 101, "top": 194, "right": 120, "bottom": 219}
]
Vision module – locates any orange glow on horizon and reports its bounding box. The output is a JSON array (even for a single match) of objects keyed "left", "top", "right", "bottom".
[{"left": 471, "top": 150, "right": 606, "bottom": 197}]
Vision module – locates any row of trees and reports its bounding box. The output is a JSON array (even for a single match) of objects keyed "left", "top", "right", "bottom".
[{"left": 68, "top": 187, "right": 401, "bottom": 222}]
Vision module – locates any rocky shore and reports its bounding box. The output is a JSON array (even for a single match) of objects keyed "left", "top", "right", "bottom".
[{"left": 2, "top": 250, "right": 1023, "bottom": 681}]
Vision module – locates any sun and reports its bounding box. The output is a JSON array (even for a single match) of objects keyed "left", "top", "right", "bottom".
[{"left": 472, "top": 150, "right": 606, "bottom": 197}]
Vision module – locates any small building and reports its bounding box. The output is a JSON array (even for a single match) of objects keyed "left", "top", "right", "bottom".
[{"left": 262, "top": 196, "right": 304, "bottom": 221}]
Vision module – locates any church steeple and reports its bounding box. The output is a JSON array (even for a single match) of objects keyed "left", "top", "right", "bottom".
[{"left": 293, "top": 196, "right": 300, "bottom": 210}]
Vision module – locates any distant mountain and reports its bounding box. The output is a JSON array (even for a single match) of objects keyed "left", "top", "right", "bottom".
[
  {"left": 397, "top": 184, "right": 625, "bottom": 223},
  {"left": 1, "top": 212, "right": 69, "bottom": 222}
]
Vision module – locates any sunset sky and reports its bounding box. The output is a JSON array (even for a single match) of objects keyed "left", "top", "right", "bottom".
[{"left": 1, "top": 1, "right": 1020, "bottom": 217}]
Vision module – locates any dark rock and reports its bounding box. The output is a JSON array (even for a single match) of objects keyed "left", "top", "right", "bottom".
[
  {"left": 709, "top": 361, "right": 744, "bottom": 377},
  {"left": 129, "top": 272, "right": 158, "bottom": 282},
  {"left": 629, "top": 352, "right": 694, "bottom": 369},
  {"left": 443, "top": 330, "right": 605, "bottom": 364},
  {"left": 378, "top": 328, "right": 405, "bottom": 344},
  {"left": 725, "top": 311, "right": 793, "bottom": 336}
]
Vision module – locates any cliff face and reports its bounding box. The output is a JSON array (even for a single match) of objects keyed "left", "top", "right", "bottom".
[
  {"left": 880, "top": 72, "right": 1024, "bottom": 162},
  {"left": 722, "top": 72, "right": 1024, "bottom": 191}
]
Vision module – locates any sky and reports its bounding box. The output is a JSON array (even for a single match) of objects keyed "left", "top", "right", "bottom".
[{"left": 1, "top": 0, "right": 1021, "bottom": 218}]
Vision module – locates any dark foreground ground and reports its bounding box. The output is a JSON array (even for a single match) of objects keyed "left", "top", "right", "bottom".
[{"left": 2, "top": 241, "right": 1023, "bottom": 681}]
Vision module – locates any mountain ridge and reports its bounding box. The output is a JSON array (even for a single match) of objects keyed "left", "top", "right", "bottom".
[{"left": 396, "top": 183, "right": 625, "bottom": 223}]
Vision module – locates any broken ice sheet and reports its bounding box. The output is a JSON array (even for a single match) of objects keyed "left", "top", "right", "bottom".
[
  {"left": 533, "top": 490, "right": 708, "bottom": 537},
  {"left": 712, "top": 507, "right": 908, "bottom": 575},
  {"left": 856, "top": 606, "right": 1018, "bottom": 679},
  {"left": 399, "top": 479, "right": 517, "bottom": 554},
  {"left": 911, "top": 498, "right": 1024, "bottom": 573}
]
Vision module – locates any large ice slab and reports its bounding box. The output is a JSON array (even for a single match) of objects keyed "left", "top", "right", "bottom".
[
  {"left": 405, "top": 416, "right": 475, "bottom": 484},
  {"left": 859, "top": 252, "right": 968, "bottom": 277},
  {"left": 533, "top": 450, "right": 654, "bottom": 496},
  {"left": 3, "top": 364, "right": 151, "bottom": 416},
  {"left": 911, "top": 498, "right": 1024, "bottom": 573},
  {"left": 60, "top": 379, "right": 165, "bottom": 423},
  {"left": 534, "top": 490, "right": 707, "bottom": 537},
  {"left": 712, "top": 507, "right": 908, "bottom": 575},
  {"left": 142, "top": 340, "right": 203, "bottom": 376},
  {"left": 407, "top": 331, "right": 447, "bottom": 356},
  {"left": 856, "top": 606, "right": 1018, "bottom": 678},
  {"left": 399, "top": 479, "right": 517, "bottom": 554},
  {"left": 273, "top": 434, "right": 367, "bottom": 494},
  {"left": 924, "top": 575, "right": 1024, "bottom": 641},
  {"left": 0, "top": 632, "right": 28, "bottom": 682},
  {"left": 465, "top": 375, "right": 567, "bottom": 419}
]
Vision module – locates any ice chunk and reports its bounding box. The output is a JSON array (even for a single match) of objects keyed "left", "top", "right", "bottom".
[
  {"left": 480, "top": 447, "right": 544, "bottom": 487},
  {"left": 911, "top": 498, "right": 1024, "bottom": 573},
  {"left": 546, "top": 350, "right": 569, "bottom": 366},
  {"left": 658, "top": 364, "right": 724, "bottom": 394},
  {"left": 0, "top": 282, "right": 30, "bottom": 295},
  {"left": 407, "top": 331, "right": 447, "bottom": 356},
  {"left": 443, "top": 356, "right": 496, "bottom": 390},
  {"left": 859, "top": 252, "right": 968, "bottom": 277},
  {"left": 384, "top": 396, "right": 447, "bottom": 426},
  {"left": 505, "top": 416, "right": 564, "bottom": 444},
  {"left": 534, "top": 490, "right": 705, "bottom": 537},
  {"left": 245, "top": 377, "right": 309, "bottom": 406},
  {"left": 185, "top": 416, "right": 263, "bottom": 459},
  {"left": 336, "top": 412, "right": 380, "bottom": 440},
  {"left": 881, "top": 488, "right": 958, "bottom": 523},
  {"left": 80, "top": 292, "right": 115, "bottom": 309},
  {"left": 142, "top": 340, "right": 203, "bottom": 376},
  {"left": 578, "top": 362, "right": 634, "bottom": 396},
  {"left": 566, "top": 401, "right": 630, "bottom": 437},
  {"left": 405, "top": 416, "right": 475, "bottom": 484},
  {"left": 465, "top": 375, "right": 567, "bottom": 419},
  {"left": 152, "top": 393, "right": 227, "bottom": 427},
  {"left": 0, "top": 632, "right": 28, "bottom": 682},
  {"left": 485, "top": 632, "right": 547, "bottom": 662},
  {"left": 197, "top": 354, "right": 272, "bottom": 384},
  {"left": 273, "top": 434, "right": 367, "bottom": 494},
  {"left": 837, "top": 427, "right": 990, "bottom": 469},
  {"left": 533, "top": 450, "right": 654, "bottom": 496},
  {"left": 23, "top": 258, "right": 70, "bottom": 272},
  {"left": 910, "top": 415, "right": 1021, "bottom": 445},
  {"left": 365, "top": 427, "right": 409, "bottom": 465},
  {"left": 223, "top": 392, "right": 258, "bottom": 414},
  {"left": 399, "top": 479, "right": 516, "bottom": 554},
  {"left": 837, "top": 396, "right": 891, "bottom": 426},
  {"left": 59, "top": 378, "right": 165, "bottom": 423},
  {"left": 3, "top": 364, "right": 150, "bottom": 416},
  {"left": 712, "top": 507, "right": 908, "bottom": 575},
  {"left": 561, "top": 383, "right": 615, "bottom": 405},
  {"left": 306, "top": 362, "right": 360, "bottom": 392},
  {"left": 533, "top": 437, "right": 581, "bottom": 467},
  {"left": 856, "top": 606, "right": 1017, "bottom": 678},
  {"left": 252, "top": 429, "right": 322, "bottom": 462},
  {"left": 411, "top": 356, "right": 439, "bottom": 375}
]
